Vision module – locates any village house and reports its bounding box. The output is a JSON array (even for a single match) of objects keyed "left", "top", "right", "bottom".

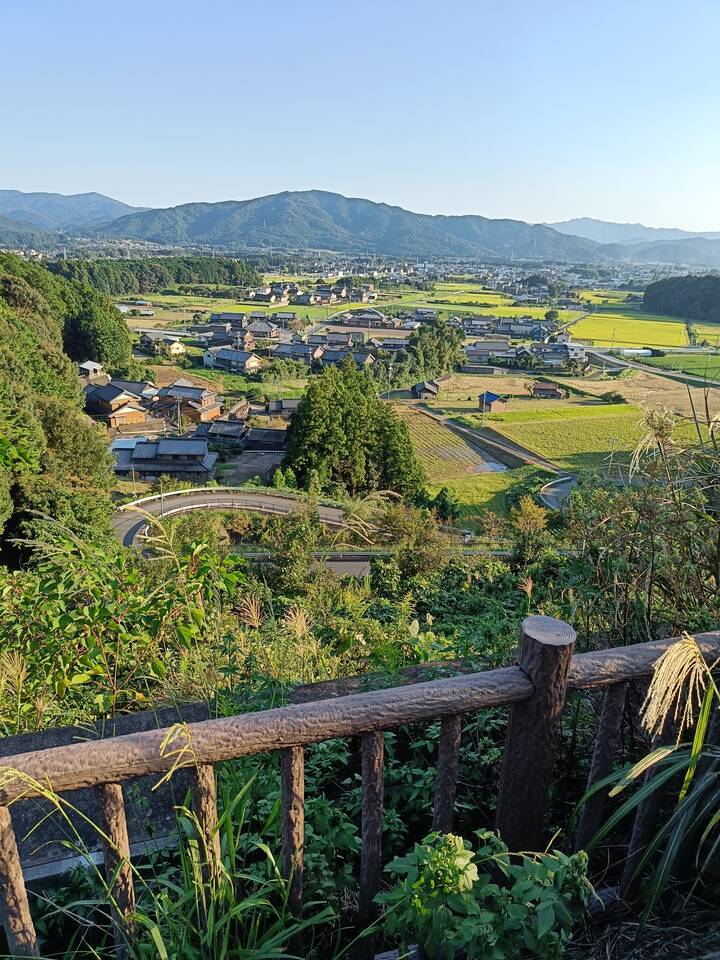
[
  {"left": 272, "top": 343, "right": 324, "bottom": 364},
  {"left": 478, "top": 391, "right": 507, "bottom": 413},
  {"left": 203, "top": 346, "right": 263, "bottom": 374},
  {"left": 154, "top": 379, "right": 223, "bottom": 424},
  {"left": 77, "top": 360, "right": 104, "bottom": 380},
  {"left": 209, "top": 312, "right": 246, "bottom": 324},
  {"left": 291, "top": 291, "right": 318, "bottom": 305},
  {"left": 464, "top": 339, "right": 514, "bottom": 364},
  {"left": 84, "top": 382, "right": 149, "bottom": 429},
  {"left": 413, "top": 308, "right": 437, "bottom": 322},
  {"left": 411, "top": 380, "right": 440, "bottom": 400},
  {"left": 373, "top": 338, "right": 408, "bottom": 353},
  {"left": 246, "top": 426, "right": 288, "bottom": 450},
  {"left": 138, "top": 331, "right": 186, "bottom": 358},
  {"left": 224, "top": 397, "right": 251, "bottom": 420},
  {"left": 114, "top": 437, "right": 218, "bottom": 482},
  {"left": 343, "top": 308, "right": 398, "bottom": 329},
  {"left": 266, "top": 398, "right": 301, "bottom": 418},
  {"left": 532, "top": 381, "right": 566, "bottom": 400},
  {"left": 110, "top": 379, "right": 158, "bottom": 402},
  {"left": 205, "top": 418, "right": 249, "bottom": 447},
  {"left": 246, "top": 319, "right": 280, "bottom": 339},
  {"left": 271, "top": 311, "right": 299, "bottom": 328},
  {"left": 319, "top": 349, "right": 376, "bottom": 368},
  {"left": 530, "top": 342, "right": 586, "bottom": 368}
]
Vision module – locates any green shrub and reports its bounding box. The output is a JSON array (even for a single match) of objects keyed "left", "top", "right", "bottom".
[{"left": 377, "top": 830, "right": 590, "bottom": 960}]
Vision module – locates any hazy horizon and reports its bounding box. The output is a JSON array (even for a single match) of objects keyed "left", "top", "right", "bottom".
[{"left": 4, "top": 0, "right": 720, "bottom": 230}]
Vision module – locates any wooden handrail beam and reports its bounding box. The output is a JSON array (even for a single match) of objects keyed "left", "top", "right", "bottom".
[{"left": 1, "top": 632, "right": 718, "bottom": 805}]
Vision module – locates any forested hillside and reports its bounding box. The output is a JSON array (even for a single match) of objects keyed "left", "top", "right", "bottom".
[
  {"left": 644, "top": 273, "right": 720, "bottom": 322},
  {"left": 93, "top": 190, "right": 603, "bottom": 260},
  {"left": 0, "top": 254, "right": 127, "bottom": 543},
  {"left": 49, "top": 255, "right": 261, "bottom": 295}
]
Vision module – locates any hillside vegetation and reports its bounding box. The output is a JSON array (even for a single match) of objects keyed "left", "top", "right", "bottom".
[
  {"left": 644, "top": 273, "right": 720, "bottom": 322},
  {"left": 0, "top": 254, "right": 127, "bottom": 541},
  {"left": 50, "top": 255, "right": 261, "bottom": 295},
  {"left": 94, "top": 189, "right": 603, "bottom": 259}
]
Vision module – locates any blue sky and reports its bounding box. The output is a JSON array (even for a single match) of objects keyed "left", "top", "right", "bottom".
[{"left": 3, "top": 0, "right": 720, "bottom": 228}]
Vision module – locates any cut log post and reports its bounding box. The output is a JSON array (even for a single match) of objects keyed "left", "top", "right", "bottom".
[
  {"left": 96, "top": 783, "right": 136, "bottom": 959},
  {"left": 432, "top": 714, "right": 463, "bottom": 834},
  {"left": 357, "top": 730, "right": 384, "bottom": 960},
  {"left": 188, "top": 763, "right": 222, "bottom": 887},
  {"left": 621, "top": 715, "right": 678, "bottom": 897},
  {"left": 495, "top": 615, "right": 576, "bottom": 851},
  {"left": 575, "top": 682, "right": 628, "bottom": 853},
  {"left": 0, "top": 806, "right": 39, "bottom": 957},
  {"left": 280, "top": 745, "right": 305, "bottom": 917}
]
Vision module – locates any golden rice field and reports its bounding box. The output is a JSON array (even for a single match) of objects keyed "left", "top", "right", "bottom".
[{"left": 569, "top": 311, "right": 689, "bottom": 348}]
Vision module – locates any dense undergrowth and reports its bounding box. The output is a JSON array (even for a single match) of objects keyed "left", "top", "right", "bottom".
[{"left": 1, "top": 406, "right": 720, "bottom": 957}]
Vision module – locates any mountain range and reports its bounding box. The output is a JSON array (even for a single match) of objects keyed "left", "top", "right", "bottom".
[
  {"left": 4, "top": 188, "right": 720, "bottom": 266},
  {"left": 0, "top": 190, "right": 146, "bottom": 230},
  {"left": 93, "top": 190, "right": 602, "bottom": 260},
  {"left": 549, "top": 216, "right": 720, "bottom": 246}
]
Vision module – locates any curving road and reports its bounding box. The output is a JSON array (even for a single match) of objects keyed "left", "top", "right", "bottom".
[{"left": 112, "top": 489, "right": 345, "bottom": 548}]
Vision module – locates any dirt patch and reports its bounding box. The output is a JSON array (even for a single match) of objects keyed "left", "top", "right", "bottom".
[
  {"left": 216, "top": 451, "right": 284, "bottom": 484},
  {"left": 565, "top": 370, "right": 720, "bottom": 420}
]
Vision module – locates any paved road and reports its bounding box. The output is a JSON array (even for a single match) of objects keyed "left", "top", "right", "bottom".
[
  {"left": 588, "top": 349, "right": 720, "bottom": 390},
  {"left": 112, "top": 489, "right": 345, "bottom": 548},
  {"left": 539, "top": 475, "right": 577, "bottom": 509}
]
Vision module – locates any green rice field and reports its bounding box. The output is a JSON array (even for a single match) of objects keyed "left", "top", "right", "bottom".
[
  {"left": 460, "top": 404, "right": 701, "bottom": 472},
  {"left": 641, "top": 353, "right": 720, "bottom": 379}
]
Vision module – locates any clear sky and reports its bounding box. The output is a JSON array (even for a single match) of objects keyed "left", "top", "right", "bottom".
[{"left": 3, "top": 0, "right": 720, "bottom": 228}]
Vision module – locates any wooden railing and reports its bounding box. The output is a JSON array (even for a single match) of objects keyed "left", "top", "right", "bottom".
[{"left": 2, "top": 617, "right": 719, "bottom": 959}]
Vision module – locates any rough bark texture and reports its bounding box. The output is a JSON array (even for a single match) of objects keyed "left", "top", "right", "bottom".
[
  {"left": 621, "top": 715, "right": 679, "bottom": 897},
  {"left": 0, "top": 806, "right": 39, "bottom": 956},
  {"left": 432, "top": 714, "right": 463, "bottom": 834},
  {"left": 575, "top": 683, "right": 628, "bottom": 853},
  {"left": 96, "top": 783, "right": 136, "bottom": 959},
  {"left": 280, "top": 746, "right": 305, "bottom": 917},
  {"left": 188, "top": 764, "right": 221, "bottom": 887},
  {"left": 495, "top": 615, "right": 576, "bottom": 851},
  {"left": 358, "top": 730, "right": 384, "bottom": 960},
  {"left": 0, "top": 634, "right": 718, "bottom": 805}
]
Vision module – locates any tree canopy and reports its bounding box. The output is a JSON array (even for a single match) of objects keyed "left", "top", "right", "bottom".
[
  {"left": 0, "top": 254, "right": 117, "bottom": 545},
  {"left": 284, "top": 359, "right": 425, "bottom": 499},
  {"left": 644, "top": 274, "right": 720, "bottom": 323},
  {"left": 49, "top": 255, "right": 261, "bottom": 296}
]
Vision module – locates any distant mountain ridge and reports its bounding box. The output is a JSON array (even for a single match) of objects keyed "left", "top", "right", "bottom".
[
  {"left": 94, "top": 190, "right": 602, "bottom": 260},
  {"left": 6, "top": 187, "right": 720, "bottom": 266},
  {"left": 549, "top": 216, "right": 720, "bottom": 245},
  {"left": 0, "top": 215, "right": 58, "bottom": 249},
  {"left": 0, "top": 190, "right": 147, "bottom": 230}
]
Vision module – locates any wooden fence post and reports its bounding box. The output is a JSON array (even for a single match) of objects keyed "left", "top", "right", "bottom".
[
  {"left": 188, "top": 764, "right": 222, "bottom": 887},
  {"left": 357, "top": 730, "right": 384, "bottom": 960},
  {"left": 433, "top": 714, "right": 463, "bottom": 834},
  {"left": 96, "top": 783, "right": 136, "bottom": 959},
  {"left": 0, "top": 806, "right": 39, "bottom": 957},
  {"left": 495, "top": 615, "right": 576, "bottom": 851},
  {"left": 574, "top": 682, "right": 628, "bottom": 853},
  {"left": 280, "top": 746, "right": 305, "bottom": 917}
]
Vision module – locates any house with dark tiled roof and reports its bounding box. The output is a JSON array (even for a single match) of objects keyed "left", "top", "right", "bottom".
[
  {"left": 411, "top": 380, "right": 440, "bottom": 400},
  {"left": 114, "top": 438, "right": 217, "bottom": 481},
  {"left": 202, "top": 347, "right": 264, "bottom": 374},
  {"left": 154, "top": 379, "right": 223, "bottom": 423}
]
